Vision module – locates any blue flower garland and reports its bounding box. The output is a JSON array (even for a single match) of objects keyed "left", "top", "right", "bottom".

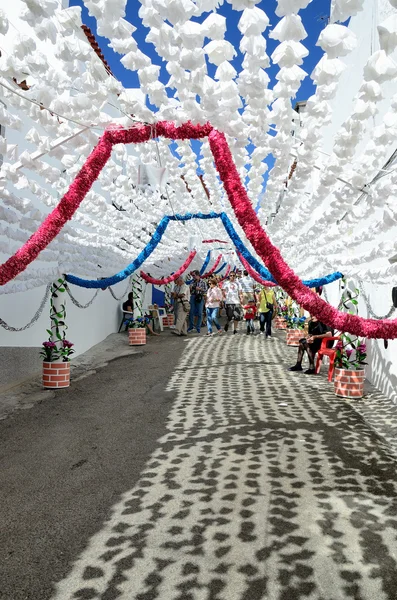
[
  {"left": 65, "top": 211, "right": 343, "bottom": 289},
  {"left": 199, "top": 250, "right": 211, "bottom": 275},
  {"left": 214, "top": 262, "right": 227, "bottom": 275}
]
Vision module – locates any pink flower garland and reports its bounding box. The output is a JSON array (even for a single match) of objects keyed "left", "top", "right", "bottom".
[
  {"left": 140, "top": 250, "right": 197, "bottom": 285},
  {"left": 0, "top": 121, "right": 213, "bottom": 286},
  {"left": 208, "top": 129, "right": 397, "bottom": 339},
  {"left": 202, "top": 254, "right": 223, "bottom": 278},
  {"left": 218, "top": 265, "right": 231, "bottom": 284},
  {"left": 237, "top": 252, "right": 277, "bottom": 288}
]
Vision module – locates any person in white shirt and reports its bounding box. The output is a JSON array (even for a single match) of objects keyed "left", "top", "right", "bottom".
[
  {"left": 171, "top": 276, "right": 191, "bottom": 336},
  {"left": 239, "top": 270, "right": 255, "bottom": 304},
  {"left": 222, "top": 272, "right": 243, "bottom": 334}
]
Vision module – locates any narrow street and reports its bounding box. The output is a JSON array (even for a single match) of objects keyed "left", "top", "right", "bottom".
[{"left": 1, "top": 332, "right": 397, "bottom": 600}]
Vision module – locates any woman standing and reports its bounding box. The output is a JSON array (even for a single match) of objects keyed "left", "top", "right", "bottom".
[
  {"left": 222, "top": 272, "right": 243, "bottom": 334},
  {"left": 258, "top": 285, "right": 278, "bottom": 338},
  {"left": 205, "top": 279, "right": 224, "bottom": 336}
]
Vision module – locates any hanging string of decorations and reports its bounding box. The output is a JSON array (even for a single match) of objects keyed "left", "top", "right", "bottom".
[
  {"left": 0, "top": 284, "right": 52, "bottom": 331},
  {"left": 140, "top": 250, "right": 197, "bottom": 285},
  {"left": 0, "top": 122, "right": 342, "bottom": 291},
  {"left": 202, "top": 254, "right": 223, "bottom": 278},
  {"left": 199, "top": 251, "right": 212, "bottom": 275}
]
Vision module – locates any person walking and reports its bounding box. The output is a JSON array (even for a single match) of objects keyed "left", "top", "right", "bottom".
[
  {"left": 240, "top": 270, "right": 255, "bottom": 305},
  {"left": 171, "top": 276, "right": 191, "bottom": 336},
  {"left": 258, "top": 285, "right": 278, "bottom": 338},
  {"left": 222, "top": 272, "right": 243, "bottom": 334},
  {"left": 205, "top": 279, "right": 224, "bottom": 336},
  {"left": 243, "top": 296, "right": 257, "bottom": 335},
  {"left": 188, "top": 270, "right": 208, "bottom": 334}
]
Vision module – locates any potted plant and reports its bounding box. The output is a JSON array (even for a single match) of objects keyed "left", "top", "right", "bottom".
[
  {"left": 286, "top": 316, "right": 307, "bottom": 346},
  {"left": 126, "top": 317, "right": 147, "bottom": 345},
  {"left": 334, "top": 335, "right": 367, "bottom": 398},
  {"left": 41, "top": 338, "right": 74, "bottom": 389},
  {"left": 275, "top": 304, "right": 289, "bottom": 330}
]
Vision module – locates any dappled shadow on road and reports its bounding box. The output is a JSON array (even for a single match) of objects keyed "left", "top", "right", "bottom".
[{"left": 52, "top": 336, "right": 397, "bottom": 600}]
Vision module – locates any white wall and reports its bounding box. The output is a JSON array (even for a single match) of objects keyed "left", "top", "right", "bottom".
[{"left": 0, "top": 279, "right": 132, "bottom": 356}]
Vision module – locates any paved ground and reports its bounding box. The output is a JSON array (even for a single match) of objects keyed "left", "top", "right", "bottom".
[{"left": 1, "top": 328, "right": 397, "bottom": 600}]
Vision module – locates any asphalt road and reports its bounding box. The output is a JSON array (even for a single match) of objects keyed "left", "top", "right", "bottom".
[{"left": 0, "top": 335, "right": 185, "bottom": 600}]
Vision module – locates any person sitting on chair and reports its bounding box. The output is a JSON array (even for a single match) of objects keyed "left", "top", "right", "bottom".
[
  {"left": 123, "top": 293, "right": 159, "bottom": 336},
  {"left": 123, "top": 292, "right": 134, "bottom": 313},
  {"left": 289, "top": 316, "right": 333, "bottom": 374}
]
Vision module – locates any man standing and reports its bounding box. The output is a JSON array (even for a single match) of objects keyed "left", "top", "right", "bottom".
[
  {"left": 172, "top": 276, "right": 190, "bottom": 336},
  {"left": 188, "top": 270, "right": 208, "bottom": 334},
  {"left": 240, "top": 270, "right": 255, "bottom": 305},
  {"left": 171, "top": 280, "right": 181, "bottom": 325},
  {"left": 222, "top": 272, "right": 243, "bottom": 334}
]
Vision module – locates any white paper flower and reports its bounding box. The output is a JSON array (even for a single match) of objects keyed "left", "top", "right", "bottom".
[
  {"left": 378, "top": 14, "right": 397, "bottom": 55},
  {"left": 201, "top": 13, "right": 226, "bottom": 40},
  {"left": 330, "top": 0, "right": 365, "bottom": 24},
  {"left": 0, "top": 8, "right": 9, "bottom": 35},
  {"left": 152, "top": 0, "right": 198, "bottom": 24},
  {"left": 270, "top": 14, "right": 307, "bottom": 42},
  {"left": 178, "top": 21, "right": 205, "bottom": 50},
  {"left": 311, "top": 56, "right": 345, "bottom": 85},
  {"left": 240, "top": 35, "right": 268, "bottom": 62},
  {"left": 179, "top": 48, "right": 206, "bottom": 70},
  {"left": 204, "top": 40, "right": 236, "bottom": 66},
  {"left": 238, "top": 7, "right": 269, "bottom": 36},
  {"left": 271, "top": 41, "right": 308, "bottom": 68},
  {"left": 275, "top": 0, "right": 312, "bottom": 18},
  {"left": 215, "top": 61, "right": 237, "bottom": 80},
  {"left": 363, "top": 50, "right": 397, "bottom": 83},
  {"left": 358, "top": 80, "right": 383, "bottom": 101},
  {"left": 317, "top": 24, "right": 357, "bottom": 58}
]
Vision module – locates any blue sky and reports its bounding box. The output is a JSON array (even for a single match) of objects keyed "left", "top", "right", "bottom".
[{"left": 70, "top": 0, "right": 329, "bottom": 195}]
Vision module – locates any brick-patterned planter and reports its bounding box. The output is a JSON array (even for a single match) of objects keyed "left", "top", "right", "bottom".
[
  {"left": 334, "top": 368, "right": 365, "bottom": 399},
  {"left": 274, "top": 316, "right": 287, "bottom": 330},
  {"left": 129, "top": 328, "right": 147, "bottom": 346},
  {"left": 42, "top": 362, "right": 70, "bottom": 389},
  {"left": 162, "top": 314, "right": 174, "bottom": 327},
  {"left": 286, "top": 329, "right": 303, "bottom": 346}
]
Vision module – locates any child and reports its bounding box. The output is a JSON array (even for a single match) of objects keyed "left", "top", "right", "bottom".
[{"left": 243, "top": 296, "right": 257, "bottom": 335}]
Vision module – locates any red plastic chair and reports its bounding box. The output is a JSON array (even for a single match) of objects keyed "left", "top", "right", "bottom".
[{"left": 315, "top": 336, "right": 341, "bottom": 382}]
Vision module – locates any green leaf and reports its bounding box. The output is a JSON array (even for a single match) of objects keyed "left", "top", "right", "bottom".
[
  {"left": 46, "top": 329, "right": 53, "bottom": 336},
  {"left": 53, "top": 318, "right": 59, "bottom": 325},
  {"left": 56, "top": 332, "right": 62, "bottom": 340},
  {"left": 58, "top": 287, "right": 65, "bottom": 293},
  {"left": 58, "top": 278, "right": 64, "bottom": 283},
  {"left": 351, "top": 299, "right": 358, "bottom": 305}
]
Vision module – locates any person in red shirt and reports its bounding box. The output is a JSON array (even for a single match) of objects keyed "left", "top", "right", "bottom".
[{"left": 243, "top": 296, "right": 257, "bottom": 335}]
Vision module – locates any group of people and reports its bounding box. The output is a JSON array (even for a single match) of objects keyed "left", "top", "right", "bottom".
[
  {"left": 170, "top": 270, "right": 278, "bottom": 338},
  {"left": 124, "top": 272, "right": 334, "bottom": 375}
]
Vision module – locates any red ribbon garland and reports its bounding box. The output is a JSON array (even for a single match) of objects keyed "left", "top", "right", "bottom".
[
  {"left": 202, "top": 254, "right": 223, "bottom": 278},
  {"left": 140, "top": 250, "right": 197, "bottom": 285}
]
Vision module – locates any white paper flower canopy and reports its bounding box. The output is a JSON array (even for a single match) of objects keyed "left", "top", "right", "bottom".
[{"left": 0, "top": 0, "right": 397, "bottom": 293}]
